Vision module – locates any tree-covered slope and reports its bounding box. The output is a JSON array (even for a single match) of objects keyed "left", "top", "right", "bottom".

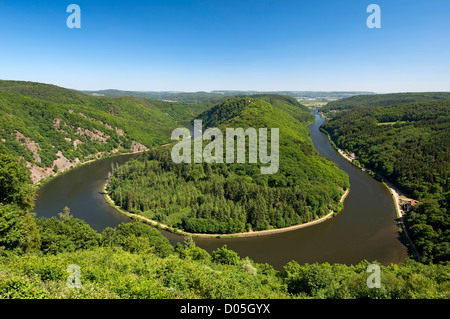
[
  {"left": 0, "top": 80, "right": 211, "bottom": 182},
  {"left": 321, "top": 100, "right": 450, "bottom": 263},
  {"left": 106, "top": 96, "right": 349, "bottom": 234},
  {"left": 199, "top": 94, "right": 313, "bottom": 127},
  {"left": 321, "top": 92, "right": 450, "bottom": 113},
  {"left": 0, "top": 80, "right": 90, "bottom": 105},
  {"left": 0, "top": 80, "right": 211, "bottom": 125}
]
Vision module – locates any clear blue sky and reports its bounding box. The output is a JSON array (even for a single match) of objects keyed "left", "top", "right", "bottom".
[{"left": 1, "top": 0, "right": 449, "bottom": 92}]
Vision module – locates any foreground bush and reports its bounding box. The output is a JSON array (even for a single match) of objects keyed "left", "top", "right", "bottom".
[{"left": 1, "top": 244, "right": 449, "bottom": 299}]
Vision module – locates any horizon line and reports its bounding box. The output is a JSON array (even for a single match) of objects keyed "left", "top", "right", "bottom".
[{"left": 2, "top": 78, "right": 449, "bottom": 95}]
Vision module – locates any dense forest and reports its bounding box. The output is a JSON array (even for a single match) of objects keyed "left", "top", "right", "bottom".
[
  {"left": 321, "top": 92, "right": 450, "bottom": 113},
  {"left": 0, "top": 145, "right": 449, "bottom": 299},
  {"left": 106, "top": 96, "right": 350, "bottom": 234},
  {"left": 0, "top": 80, "right": 211, "bottom": 182},
  {"left": 321, "top": 100, "right": 450, "bottom": 264}
]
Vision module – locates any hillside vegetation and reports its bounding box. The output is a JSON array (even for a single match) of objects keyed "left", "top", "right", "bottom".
[
  {"left": 106, "top": 96, "right": 350, "bottom": 234},
  {"left": 321, "top": 100, "right": 450, "bottom": 263},
  {"left": 321, "top": 92, "right": 450, "bottom": 113},
  {"left": 2, "top": 240, "right": 449, "bottom": 299},
  {"left": 0, "top": 80, "right": 210, "bottom": 182}
]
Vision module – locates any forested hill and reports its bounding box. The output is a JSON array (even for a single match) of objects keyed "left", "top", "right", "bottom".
[
  {"left": 321, "top": 92, "right": 450, "bottom": 113},
  {"left": 199, "top": 94, "right": 313, "bottom": 127},
  {"left": 107, "top": 95, "right": 350, "bottom": 234},
  {"left": 0, "top": 80, "right": 211, "bottom": 183},
  {"left": 321, "top": 100, "right": 450, "bottom": 263},
  {"left": 0, "top": 80, "right": 91, "bottom": 105}
]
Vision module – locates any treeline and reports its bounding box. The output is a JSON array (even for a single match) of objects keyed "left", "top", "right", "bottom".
[
  {"left": 321, "top": 100, "right": 450, "bottom": 263},
  {"left": 107, "top": 96, "right": 349, "bottom": 234},
  {"left": 1, "top": 147, "right": 449, "bottom": 299},
  {"left": 321, "top": 92, "right": 450, "bottom": 112}
]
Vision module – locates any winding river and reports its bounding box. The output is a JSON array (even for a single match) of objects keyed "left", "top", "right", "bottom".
[{"left": 33, "top": 109, "right": 408, "bottom": 270}]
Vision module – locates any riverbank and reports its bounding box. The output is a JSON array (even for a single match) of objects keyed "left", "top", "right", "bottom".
[
  {"left": 320, "top": 124, "right": 407, "bottom": 217},
  {"left": 333, "top": 146, "right": 421, "bottom": 261},
  {"left": 102, "top": 183, "right": 350, "bottom": 238},
  {"left": 33, "top": 149, "right": 147, "bottom": 189},
  {"left": 382, "top": 180, "right": 422, "bottom": 261},
  {"left": 318, "top": 114, "right": 419, "bottom": 261}
]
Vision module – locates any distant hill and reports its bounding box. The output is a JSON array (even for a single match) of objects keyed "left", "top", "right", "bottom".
[
  {"left": 213, "top": 90, "right": 375, "bottom": 100},
  {"left": 321, "top": 92, "right": 450, "bottom": 112},
  {"left": 198, "top": 94, "right": 312, "bottom": 128},
  {"left": 0, "top": 80, "right": 211, "bottom": 183},
  {"left": 82, "top": 89, "right": 374, "bottom": 104},
  {"left": 81, "top": 89, "right": 230, "bottom": 105},
  {"left": 0, "top": 80, "right": 90, "bottom": 105}
]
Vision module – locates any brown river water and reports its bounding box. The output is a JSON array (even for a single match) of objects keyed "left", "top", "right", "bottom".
[{"left": 34, "top": 109, "right": 408, "bottom": 270}]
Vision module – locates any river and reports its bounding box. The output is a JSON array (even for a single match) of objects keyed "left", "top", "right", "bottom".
[{"left": 33, "top": 109, "right": 408, "bottom": 270}]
